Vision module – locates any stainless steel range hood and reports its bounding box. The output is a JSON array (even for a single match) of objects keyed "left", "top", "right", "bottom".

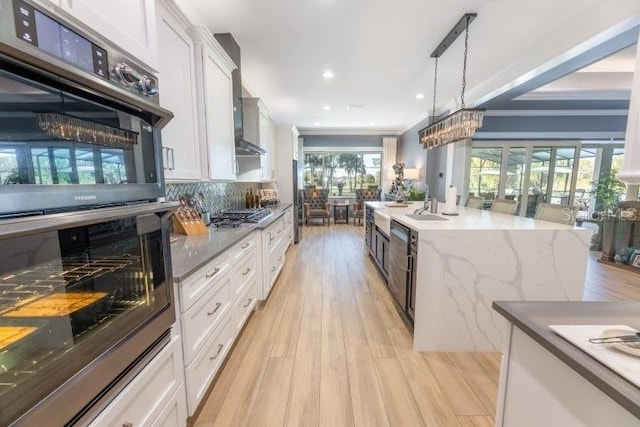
[
  {"left": 214, "top": 33, "right": 265, "bottom": 156},
  {"left": 236, "top": 138, "right": 266, "bottom": 155}
]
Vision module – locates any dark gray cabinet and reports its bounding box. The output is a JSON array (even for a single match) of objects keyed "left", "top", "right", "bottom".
[{"left": 374, "top": 226, "right": 389, "bottom": 281}]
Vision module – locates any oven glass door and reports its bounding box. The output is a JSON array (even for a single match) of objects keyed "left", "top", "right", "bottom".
[
  {"left": 0, "top": 59, "right": 159, "bottom": 216},
  {"left": 0, "top": 212, "right": 170, "bottom": 426}
]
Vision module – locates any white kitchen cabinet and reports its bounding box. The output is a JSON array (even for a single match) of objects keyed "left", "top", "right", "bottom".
[
  {"left": 88, "top": 335, "right": 186, "bottom": 427},
  {"left": 237, "top": 98, "right": 274, "bottom": 182},
  {"left": 258, "top": 217, "right": 285, "bottom": 299},
  {"left": 156, "top": 1, "right": 201, "bottom": 181},
  {"left": 181, "top": 275, "right": 231, "bottom": 365},
  {"left": 283, "top": 206, "right": 294, "bottom": 248},
  {"left": 191, "top": 27, "right": 238, "bottom": 181},
  {"left": 177, "top": 232, "right": 258, "bottom": 415},
  {"left": 59, "top": 0, "right": 159, "bottom": 72}
]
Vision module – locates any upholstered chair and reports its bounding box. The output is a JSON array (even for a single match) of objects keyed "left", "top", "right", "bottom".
[
  {"left": 465, "top": 196, "right": 485, "bottom": 209},
  {"left": 534, "top": 203, "right": 574, "bottom": 225},
  {"left": 353, "top": 188, "right": 381, "bottom": 225},
  {"left": 490, "top": 198, "right": 518, "bottom": 215},
  {"left": 304, "top": 189, "right": 330, "bottom": 225}
]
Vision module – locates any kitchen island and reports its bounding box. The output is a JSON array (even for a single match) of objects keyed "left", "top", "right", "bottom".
[
  {"left": 366, "top": 201, "right": 592, "bottom": 351},
  {"left": 492, "top": 301, "right": 640, "bottom": 426}
]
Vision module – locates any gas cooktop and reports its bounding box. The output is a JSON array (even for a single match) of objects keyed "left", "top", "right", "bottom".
[{"left": 209, "top": 208, "right": 272, "bottom": 228}]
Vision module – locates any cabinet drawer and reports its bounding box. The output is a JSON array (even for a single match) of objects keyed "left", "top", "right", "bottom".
[
  {"left": 152, "top": 383, "right": 187, "bottom": 427},
  {"left": 185, "top": 313, "right": 233, "bottom": 415},
  {"left": 179, "top": 251, "right": 231, "bottom": 312},
  {"left": 233, "top": 279, "right": 256, "bottom": 332},
  {"left": 266, "top": 247, "right": 285, "bottom": 295},
  {"left": 231, "top": 249, "right": 256, "bottom": 299},
  {"left": 230, "top": 232, "right": 256, "bottom": 263},
  {"left": 181, "top": 276, "right": 231, "bottom": 365},
  {"left": 89, "top": 336, "right": 184, "bottom": 427}
]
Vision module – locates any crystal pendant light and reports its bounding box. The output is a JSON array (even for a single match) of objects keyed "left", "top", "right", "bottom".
[{"left": 419, "top": 13, "right": 485, "bottom": 149}]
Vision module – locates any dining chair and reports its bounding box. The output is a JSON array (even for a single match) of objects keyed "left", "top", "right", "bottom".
[
  {"left": 465, "top": 196, "right": 485, "bottom": 209},
  {"left": 534, "top": 203, "right": 574, "bottom": 225},
  {"left": 490, "top": 198, "right": 518, "bottom": 215}
]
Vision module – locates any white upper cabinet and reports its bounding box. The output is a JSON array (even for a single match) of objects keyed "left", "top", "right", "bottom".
[
  {"left": 156, "top": 0, "right": 201, "bottom": 181},
  {"left": 191, "top": 27, "right": 237, "bottom": 181},
  {"left": 59, "top": 0, "right": 159, "bottom": 72}
]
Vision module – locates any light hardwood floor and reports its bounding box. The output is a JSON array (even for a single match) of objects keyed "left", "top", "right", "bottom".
[{"left": 193, "top": 224, "right": 640, "bottom": 427}]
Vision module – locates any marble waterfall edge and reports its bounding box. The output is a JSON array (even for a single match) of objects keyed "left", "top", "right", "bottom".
[{"left": 413, "top": 228, "right": 592, "bottom": 351}]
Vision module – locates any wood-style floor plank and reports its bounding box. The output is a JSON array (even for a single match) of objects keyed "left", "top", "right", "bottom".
[
  {"left": 422, "top": 352, "right": 487, "bottom": 416},
  {"left": 209, "top": 338, "right": 272, "bottom": 426},
  {"left": 247, "top": 357, "right": 295, "bottom": 427},
  {"left": 355, "top": 292, "right": 396, "bottom": 359},
  {"left": 283, "top": 328, "right": 322, "bottom": 426},
  {"left": 446, "top": 352, "right": 499, "bottom": 416},
  {"left": 192, "top": 224, "right": 639, "bottom": 427},
  {"left": 373, "top": 358, "right": 426, "bottom": 427},
  {"left": 320, "top": 316, "right": 354, "bottom": 427},
  {"left": 386, "top": 327, "right": 460, "bottom": 427},
  {"left": 456, "top": 415, "right": 495, "bottom": 427},
  {"left": 345, "top": 345, "right": 391, "bottom": 427}
]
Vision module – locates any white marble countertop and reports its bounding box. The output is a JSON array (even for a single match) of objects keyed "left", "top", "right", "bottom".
[{"left": 365, "top": 201, "right": 586, "bottom": 231}]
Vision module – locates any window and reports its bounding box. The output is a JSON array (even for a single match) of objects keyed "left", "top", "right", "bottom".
[
  {"left": 468, "top": 147, "right": 502, "bottom": 200},
  {"left": 303, "top": 151, "right": 382, "bottom": 196}
]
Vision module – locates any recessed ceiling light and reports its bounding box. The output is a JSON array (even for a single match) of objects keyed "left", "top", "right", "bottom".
[
  {"left": 322, "top": 70, "right": 334, "bottom": 79},
  {"left": 416, "top": 93, "right": 425, "bottom": 99},
  {"left": 370, "top": 121, "right": 376, "bottom": 126},
  {"left": 323, "top": 105, "right": 331, "bottom": 111},
  {"left": 314, "top": 122, "right": 320, "bottom": 126}
]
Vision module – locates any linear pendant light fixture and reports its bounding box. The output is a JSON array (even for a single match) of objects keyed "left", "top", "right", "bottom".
[{"left": 419, "top": 13, "right": 485, "bottom": 150}]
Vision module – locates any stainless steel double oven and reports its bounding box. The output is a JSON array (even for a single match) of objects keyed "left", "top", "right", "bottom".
[{"left": 0, "top": 0, "right": 177, "bottom": 425}]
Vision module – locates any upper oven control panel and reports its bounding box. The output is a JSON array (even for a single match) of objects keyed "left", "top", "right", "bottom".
[{"left": 10, "top": 0, "right": 159, "bottom": 101}]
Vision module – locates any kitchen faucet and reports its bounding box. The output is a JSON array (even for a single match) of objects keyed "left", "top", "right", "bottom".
[{"left": 414, "top": 183, "right": 430, "bottom": 215}]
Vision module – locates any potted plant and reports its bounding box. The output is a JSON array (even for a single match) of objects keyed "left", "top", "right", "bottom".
[{"left": 592, "top": 170, "right": 626, "bottom": 218}]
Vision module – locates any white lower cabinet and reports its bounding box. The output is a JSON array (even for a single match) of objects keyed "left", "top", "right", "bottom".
[
  {"left": 259, "top": 217, "right": 286, "bottom": 300},
  {"left": 283, "top": 207, "right": 293, "bottom": 248},
  {"left": 185, "top": 313, "right": 233, "bottom": 413},
  {"left": 181, "top": 275, "right": 231, "bottom": 364},
  {"left": 178, "top": 231, "right": 259, "bottom": 416},
  {"left": 153, "top": 383, "right": 188, "bottom": 427},
  {"left": 88, "top": 335, "right": 186, "bottom": 427}
]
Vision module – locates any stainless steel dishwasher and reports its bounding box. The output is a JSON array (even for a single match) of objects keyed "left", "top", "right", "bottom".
[{"left": 389, "top": 220, "right": 417, "bottom": 325}]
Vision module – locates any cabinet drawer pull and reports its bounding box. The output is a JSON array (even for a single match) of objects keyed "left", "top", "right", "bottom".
[
  {"left": 207, "top": 302, "right": 222, "bottom": 316},
  {"left": 241, "top": 243, "right": 250, "bottom": 249},
  {"left": 123, "top": 423, "right": 133, "bottom": 427},
  {"left": 209, "top": 343, "right": 224, "bottom": 361},
  {"left": 242, "top": 268, "right": 251, "bottom": 276},
  {"left": 271, "top": 266, "right": 276, "bottom": 272},
  {"left": 243, "top": 298, "right": 253, "bottom": 308},
  {"left": 205, "top": 267, "right": 221, "bottom": 279}
]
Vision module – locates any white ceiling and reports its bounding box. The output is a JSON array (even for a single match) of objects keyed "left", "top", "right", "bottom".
[{"left": 183, "top": 0, "right": 640, "bottom": 134}]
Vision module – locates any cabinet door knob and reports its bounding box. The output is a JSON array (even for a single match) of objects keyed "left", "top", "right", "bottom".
[{"left": 207, "top": 302, "right": 222, "bottom": 316}]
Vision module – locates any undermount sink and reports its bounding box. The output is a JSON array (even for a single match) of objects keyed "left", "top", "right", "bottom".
[{"left": 405, "top": 214, "right": 449, "bottom": 221}]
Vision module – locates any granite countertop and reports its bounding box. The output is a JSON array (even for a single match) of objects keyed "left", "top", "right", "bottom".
[
  {"left": 493, "top": 301, "right": 640, "bottom": 419},
  {"left": 170, "top": 203, "right": 292, "bottom": 281},
  {"left": 365, "top": 201, "right": 589, "bottom": 232}
]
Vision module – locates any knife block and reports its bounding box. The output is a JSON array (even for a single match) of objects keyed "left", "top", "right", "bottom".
[{"left": 172, "top": 213, "right": 208, "bottom": 235}]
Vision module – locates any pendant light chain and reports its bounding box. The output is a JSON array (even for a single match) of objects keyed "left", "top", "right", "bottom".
[
  {"left": 431, "top": 56, "right": 439, "bottom": 124},
  {"left": 460, "top": 16, "right": 470, "bottom": 109}
]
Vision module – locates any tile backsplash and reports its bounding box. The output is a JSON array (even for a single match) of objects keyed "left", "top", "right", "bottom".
[{"left": 165, "top": 182, "right": 262, "bottom": 214}]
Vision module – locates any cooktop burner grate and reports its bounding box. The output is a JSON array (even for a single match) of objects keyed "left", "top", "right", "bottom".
[{"left": 209, "top": 208, "right": 272, "bottom": 227}]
